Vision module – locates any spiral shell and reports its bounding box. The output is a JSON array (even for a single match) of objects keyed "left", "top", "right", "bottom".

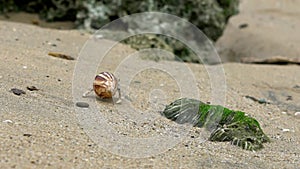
[{"left": 93, "top": 72, "right": 118, "bottom": 99}]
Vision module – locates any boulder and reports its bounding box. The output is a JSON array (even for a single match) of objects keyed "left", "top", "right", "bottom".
[{"left": 216, "top": 0, "right": 300, "bottom": 63}]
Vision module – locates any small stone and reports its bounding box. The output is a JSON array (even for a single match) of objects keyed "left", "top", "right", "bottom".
[
  {"left": 95, "top": 34, "right": 103, "bottom": 39},
  {"left": 282, "top": 128, "right": 290, "bottom": 132},
  {"left": 281, "top": 112, "right": 287, "bottom": 115},
  {"left": 76, "top": 102, "right": 89, "bottom": 108},
  {"left": 10, "top": 88, "right": 26, "bottom": 95},
  {"left": 286, "top": 96, "right": 293, "bottom": 101},
  {"left": 27, "top": 86, "right": 39, "bottom": 91},
  {"left": 3, "top": 120, "right": 13, "bottom": 123},
  {"left": 258, "top": 99, "right": 267, "bottom": 104},
  {"left": 23, "top": 133, "right": 32, "bottom": 137},
  {"left": 48, "top": 52, "right": 74, "bottom": 60},
  {"left": 295, "top": 112, "right": 300, "bottom": 116},
  {"left": 239, "top": 23, "right": 248, "bottom": 29},
  {"left": 293, "top": 85, "right": 300, "bottom": 88},
  {"left": 23, "top": 66, "right": 27, "bottom": 69}
]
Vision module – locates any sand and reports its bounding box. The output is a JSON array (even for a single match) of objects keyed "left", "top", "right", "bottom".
[{"left": 0, "top": 19, "right": 299, "bottom": 169}]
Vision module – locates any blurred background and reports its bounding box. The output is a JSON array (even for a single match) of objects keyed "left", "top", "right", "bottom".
[{"left": 0, "top": 0, "right": 299, "bottom": 64}]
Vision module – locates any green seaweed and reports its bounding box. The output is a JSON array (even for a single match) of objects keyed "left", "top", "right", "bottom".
[{"left": 162, "top": 98, "right": 270, "bottom": 151}]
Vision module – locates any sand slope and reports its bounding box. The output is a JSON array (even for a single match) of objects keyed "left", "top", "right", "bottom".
[{"left": 0, "top": 21, "right": 299, "bottom": 168}]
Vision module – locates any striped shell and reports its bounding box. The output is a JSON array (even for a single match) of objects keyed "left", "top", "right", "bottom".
[{"left": 93, "top": 72, "right": 118, "bottom": 99}]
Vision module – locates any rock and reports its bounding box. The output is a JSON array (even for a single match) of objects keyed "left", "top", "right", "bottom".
[
  {"left": 216, "top": 0, "right": 300, "bottom": 63},
  {"left": 23, "top": 133, "right": 32, "bottom": 137},
  {"left": 2, "top": 120, "right": 13, "bottom": 123},
  {"left": 76, "top": 102, "right": 89, "bottom": 108},
  {"left": 282, "top": 128, "right": 290, "bottom": 132},
  {"left": 26, "top": 86, "right": 39, "bottom": 91},
  {"left": 241, "top": 56, "right": 300, "bottom": 65},
  {"left": 10, "top": 88, "right": 26, "bottom": 95}
]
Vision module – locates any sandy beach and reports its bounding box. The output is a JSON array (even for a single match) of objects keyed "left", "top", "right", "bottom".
[
  {"left": 0, "top": 1, "right": 300, "bottom": 169},
  {"left": 0, "top": 18, "right": 299, "bottom": 169}
]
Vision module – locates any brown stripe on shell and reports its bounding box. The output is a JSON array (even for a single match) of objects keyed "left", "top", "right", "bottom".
[
  {"left": 95, "top": 74, "right": 107, "bottom": 82},
  {"left": 101, "top": 72, "right": 115, "bottom": 80}
]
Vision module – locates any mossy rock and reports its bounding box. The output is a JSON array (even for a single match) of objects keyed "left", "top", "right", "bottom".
[{"left": 162, "top": 98, "right": 270, "bottom": 151}]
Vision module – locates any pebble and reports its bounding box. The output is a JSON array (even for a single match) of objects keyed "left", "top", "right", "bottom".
[
  {"left": 95, "top": 34, "right": 103, "bottom": 39},
  {"left": 286, "top": 96, "right": 292, "bottom": 101},
  {"left": 281, "top": 112, "right": 287, "bottom": 115},
  {"left": 23, "top": 133, "right": 32, "bottom": 137},
  {"left": 27, "top": 86, "right": 39, "bottom": 91},
  {"left": 239, "top": 23, "right": 249, "bottom": 29},
  {"left": 3, "top": 120, "right": 13, "bottom": 123},
  {"left": 282, "top": 128, "right": 290, "bottom": 132},
  {"left": 295, "top": 112, "right": 300, "bottom": 116},
  {"left": 258, "top": 98, "right": 268, "bottom": 104},
  {"left": 76, "top": 102, "right": 89, "bottom": 108},
  {"left": 293, "top": 85, "right": 300, "bottom": 88},
  {"left": 10, "top": 88, "right": 26, "bottom": 95}
]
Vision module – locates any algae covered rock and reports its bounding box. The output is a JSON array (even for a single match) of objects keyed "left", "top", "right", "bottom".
[{"left": 162, "top": 98, "right": 270, "bottom": 151}]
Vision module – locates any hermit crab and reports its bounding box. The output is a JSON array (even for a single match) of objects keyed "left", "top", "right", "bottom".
[{"left": 83, "top": 72, "right": 121, "bottom": 103}]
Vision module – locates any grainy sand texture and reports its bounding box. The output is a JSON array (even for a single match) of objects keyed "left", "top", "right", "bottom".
[{"left": 1, "top": 0, "right": 300, "bottom": 168}]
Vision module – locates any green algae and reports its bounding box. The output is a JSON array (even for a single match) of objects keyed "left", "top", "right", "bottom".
[{"left": 162, "top": 98, "right": 270, "bottom": 151}]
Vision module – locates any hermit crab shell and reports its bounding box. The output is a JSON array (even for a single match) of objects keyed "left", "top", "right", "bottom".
[{"left": 93, "top": 72, "right": 118, "bottom": 99}]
